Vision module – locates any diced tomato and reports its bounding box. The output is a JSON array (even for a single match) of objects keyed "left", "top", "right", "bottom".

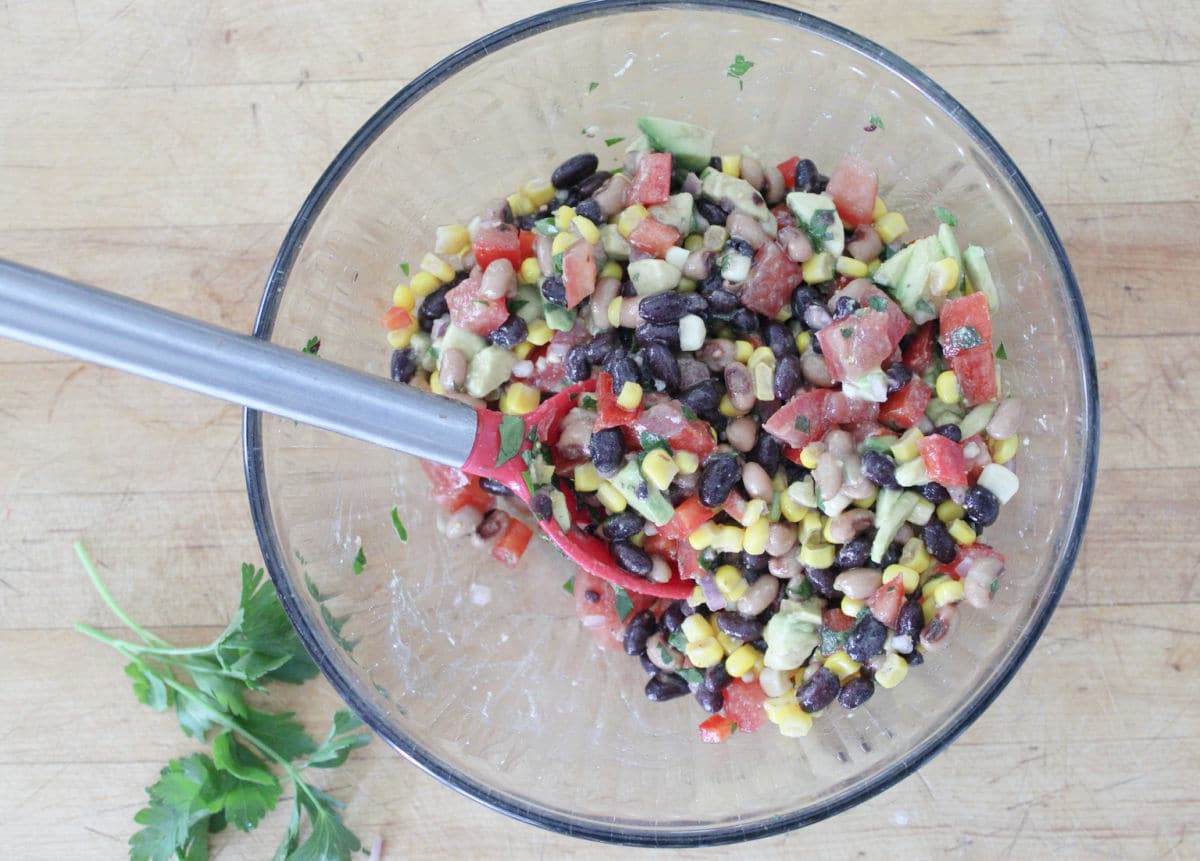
[
  {"left": 573, "top": 569, "right": 656, "bottom": 651},
  {"left": 626, "top": 216, "right": 681, "bottom": 258},
  {"left": 666, "top": 419, "right": 717, "bottom": 460},
  {"left": 518, "top": 229, "right": 537, "bottom": 262},
  {"left": 950, "top": 345, "right": 997, "bottom": 406},
  {"left": 816, "top": 310, "right": 898, "bottom": 383},
  {"left": 471, "top": 222, "right": 522, "bottom": 270},
  {"left": 772, "top": 204, "right": 796, "bottom": 231},
  {"left": 699, "top": 714, "right": 738, "bottom": 744},
  {"left": 902, "top": 322, "right": 937, "bottom": 376},
  {"left": 868, "top": 579, "right": 905, "bottom": 628},
  {"left": 420, "top": 461, "right": 493, "bottom": 513},
  {"left": 722, "top": 490, "right": 750, "bottom": 524},
  {"left": 631, "top": 152, "right": 672, "bottom": 206},
  {"left": 659, "top": 497, "right": 716, "bottom": 541},
  {"left": 721, "top": 679, "right": 767, "bottom": 733},
  {"left": 380, "top": 305, "right": 413, "bottom": 331},
  {"left": 562, "top": 239, "right": 596, "bottom": 308},
  {"left": 491, "top": 519, "right": 533, "bottom": 568},
  {"left": 739, "top": 242, "right": 803, "bottom": 317},
  {"left": 446, "top": 267, "right": 508, "bottom": 336},
  {"left": 764, "top": 389, "right": 829, "bottom": 448},
  {"left": 939, "top": 292, "right": 992, "bottom": 358},
  {"left": 825, "top": 153, "right": 879, "bottom": 226},
  {"left": 822, "top": 608, "right": 856, "bottom": 632},
  {"left": 676, "top": 540, "right": 704, "bottom": 581},
  {"left": 940, "top": 542, "right": 1006, "bottom": 579},
  {"left": 643, "top": 532, "right": 677, "bottom": 559},
  {"left": 824, "top": 391, "right": 880, "bottom": 425},
  {"left": 918, "top": 433, "right": 968, "bottom": 488},
  {"left": 593, "top": 372, "right": 641, "bottom": 429},
  {"left": 960, "top": 433, "right": 993, "bottom": 479},
  {"left": 878, "top": 378, "right": 933, "bottom": 430},
  {"left": 777, "top": 156, "right": 800, "bottom": 190}
]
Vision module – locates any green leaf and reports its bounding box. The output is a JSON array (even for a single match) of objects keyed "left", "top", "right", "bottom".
[
  {"left": 868, "top": 113, "right": 885, "bottom": 130},
  {"left": 306, "top": 710, "right": 370, "bottom": 769},
  {"left": 611, "top": 584, "right": 634, "bottom": 623},
  {"left": 496, "top": 414, "right": 526, "bottom": 467},
  {"left": 126, "top": 661, "right": 172, "bottom": 711},
  {"left": 562, "top": 575, "right": 575, "bottom": 595},
  {"left": 129, "top": 801, "right": 194, "bottom": 861},
  {"left": 604, "top": 136, "right": 625, "bottom": 147},
  {"left": 390, "top": 507, "right": 408, "bottom": 542},
  {"left": 352, "top": 545, "right": 366, "bottom": 576},
  {"left": 273, "top": 799, "right": 303, "bottom": 861},
  {"left": 320, "top": 604, "right": 358, "bottom": 654},
  {"left": 677, "top": 667, "right": 703, "bottom": 685},
  {"left": 181, "top": 821, "right": 210, "bottom": 861},
  {"left": 192, "top": 663, "right": 249, "bottom": 717},
  {"left": 399, "top": 262, "right": 410, "bottom": 277},
  {"left": 212, "top": 732, "right": 279, "bottom": 788},
  {"left": 579, "top": 394, "right": 597, "bottom": 411},
  {"left": 289, "top": 806, "right": 361, "bottom": 861},
  {"left": 934, "top": 205, "right": 957, "bottom": 227},
  {"left": 221, "top": 777, "right": 281, "bottom": 833},
  {"left": 241, "top": 708, "right": 318, "bottom": 762},
  {"left": 588, "top": 81, "right": 599, "bottom": 93},
  {"left": 995, "top": 342, "right": 1007, "bottom": 360},
  {"left": 175, "top": 695, "right": 216, "bottom": 740},
  {"left": 727, "top": 53, "right": 754, "bottom": 82},
  {"left": 301, "top": 336, "right": 320, "bottom": 355},
  {"left": 668, "top": 629, "right": 688, "bottom": 652},
  {"left": 868, "top": 295, "right": 888, "bottom": 312}
]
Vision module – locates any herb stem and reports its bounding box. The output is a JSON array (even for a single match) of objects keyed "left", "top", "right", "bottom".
[{"left": 74, "top": 542, "right": 168, "bottom": 648}]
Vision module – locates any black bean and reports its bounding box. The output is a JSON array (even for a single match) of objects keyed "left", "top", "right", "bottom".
[
  {"left": 623, "top": 610, "right": 657, "bottom": 656},
  {"left": 921, "top": 482, "right": 951, "bottom": 504},
  {"left": 923, "top": 519, "right": 957, "bottom": 563},
  {"left": 645, "top": 672, "right": 691, "bottom": 702},
  {"left": 603, "top": 511, "right": 645, "bottom": 540},
  {"left": 678, "top": 379, "right": 723, "bottom": 416},
  {"left": 551, "top": 153, "right": 599, "bottom": 189},
  {"left": 661, "top": 601, "right": 688, "bottom": 635},
  {"left": 784, "top": 461, "right": 807, "bottom": 484},
  {"left": 964, "top": 485, "right": 1000, "bottom": 527},
  {"left": 845, "top": 616, "right": 888, "bottom": 663},
  {"left": 390, "top": 348, "right": 417, "bottom": 383},
  {"left": 589, "top": 427, "right": 625, "bottom": 475},
  {"left": 698, "top": 267, "right": 725, "bottom": 296},
  {"left": 541, "top": 275, "right": 567, "bottom": 307},
  {"left": 729, "top": 307, "right": 759, "bottom": 336},
  {"left": 702, "top": 662, "right": 733, "bottom": 692},
  {"left": 907, "top": 649, "right": 925, "bottom": 666},
  {"left": 641, "top": 342, "right": 681, "bottom": 392},
  {"left": 479, "top": 477, "right": 514, "bottom": 497},
  {"left": 740, "top": 552, "right": 769, "bottom": 573},
  {"left": 515, "top": 213, "right": 537, "bottom": 231},
  {"left": 833, "top": 296, "right": 859, "bottom": 320},
  {"left": 695, "top": 197, "right": 728, "bottom": 225},
  {"left": 573, "top": 197, "right": 602, "bottom": 224},
  {"left": 417, "top": 283, "right": 452, "bottom": 331},
  {"left": 885, "top": 363, "right": 913, "bottom": 394},
  {"left": 639, "top": 653, "right": 658, "bottom": 674},
  {"left": 881, "top": 542, "right": 902, "bottom": 567},
  {"left": 797, "top": 666, "right": 840, "bottom": 713},
  {"left": 584, "top": 332, "right": 617, "bottom": 364},
  {"left": 793, "top": 158, "right": 821, "bottom": 193},
  {"left": 764, "top": 321, "right": 797, "bottom": 357},
  {"left": 666, "top": 481, "right": 693, "bottom": 507},
  {"left": 611, "top": 540, "right": 652, "bottom": 577},
  {"left": 895, "top": 600, "right": 925, "bottom": 641},
  {"left": 564, "top": 344, "right": 591, "bottom": 383},
  {"left": 861, "top": 450, "right": 900, "bottom": 489},
  {"left": 577, "top": 170, "right": 611, "bottom": 198},
  {"left": 704, "top": 288, "right": 739, "bottom": 317},
  {"left": 749, "top": 432, "right": 782, "bottom": 477},
  {"left": 620, "top": 279, "right": 638, "bottom": 297},
  {"left": 790, "top": 285, "right": 823, "bottom": 320},
  {"left": 708, "top": 156, "right": 723, "bottom": 170},
  {"left": 635, "top": 322, "right": 681, "bottom": 349},
  {"left": 805, "top": 566, "right": 838, "bottom": 598},
  {"left": 530, "top": 488, "right": 554, "bottom": 521},
  {"left": 835, "top": 536, "right": 871, "bottom": 570},
  {"left": 603, "top": 351, "right": 641, "bottom": 391},
  {"left": 696, "top": 686, "right": 725, "bottom": 713},
  {"left": 774, "top": 354, "right": 804, "bottom": 402},
  {"left": 639, "top": 291, "right": 708, "bottom": 323},
  {"left": 724, "top": 237, "right": 754, "bottom": 258},
  {"left": 488, "top": 314, "right": 528, "bottom": 349},
  {"left": 715, "top": 611, "right": 763, "bottom": 641},
  {"left": 934, "top": 424, "right": 962, "bottom": 442},
  {"left": 838, "top": 676, "right": 875, "bottom": 709},
  {"left": 698, "top": 454, "right": 740, "bottom": 507}
]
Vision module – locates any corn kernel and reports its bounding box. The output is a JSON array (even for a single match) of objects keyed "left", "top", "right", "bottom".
[
  {"left": 990, "top": 434, "right": 1019, "bottom": 465},
  {"left": 687, "top": 636, "right": 725, "bottom": 668},
  {"left": 799, "top": 510, "right": 824, "bottom": 543},
  {"left": 429, "top": 370, "right": 444, "bottom": 395},
  {"left": 386, "top": 324, "right": 417, "bottom": 349},
  {"left": 617, "top": 204, "right": 650, "bottom": 237},
  {"left": 719, "top": 394, "right": 748, "bottom": 418},
  {"left": 703, "top": 224, "right": 728, "bottom": 251},
  {"left": 553, "top": 205, "right": 576, "bottom": 231},
  {"left": 641, "top": 448, "right": 678, "bottom": 491},
  {"left": 802, "top": 251, "right": 835, "bottom": 284},
  {"left": 891, "top": 427, "right": 924, "bottom": 462},
  {"left": 764, "top": 694, "right": 800, "bottom": 724},
  {"left": 725, "top": 644, "right": 761, "bottom": 678},
  {"left": 874, "top": 653, "right": 909, "bottom": 689},
  {"left": 841, "top": 596, "right": 866, "bottom": 618},
  {"left": 922, "top": 574, "right": 950, "bottom": 599},
  {"left": 799, "top": 539, "right": 835, "bottom": 569},
  {"left": 779, "top": 491, "right": 808, "bottom": 523},
  {"left": 777, "top": 707, "right": 814, "bottom": 738},
  {"left": 733, "top": 340, "right": 754, "bottom": 363},
  {"left": 596, "top": 480, "right": 627, "bottom": 513},
  {"left": 409, "top": 271, "right": 441, "bottom": 297},
  {"left": 682, "top": 614, "right": 714, "bottom": 643},
  {"left": 687, "top": 585, "right": 706, "bottom": 608},
  {"left": 571, "top": 215, "right": 600, "bottom": 245},
  {"left": 795, "top": 331, "right": 812, "bottom": 354},
  {"left": 522, "top": 177, "right": 556, "bottom": 207},
  {"left": 836, "top": 256, "right": 870, "bottom": 278},
  {"left": 937, "top": 500, "right": 965, "bottom": 522},
  {"left": 518, "top": 256, "right": 541, "bottom": 284},
  {"left": 935, "top": 370, "right": 960, "bottom": 404},
  {"left": 712, "top": 629, "right": 741, "bottom": 656},
  {"left": 753, "top": 362, "right": 774, "bottom": 401},
  {"left": 927, "top": 257, "right": 961, "bottom": 297},
  {"left": 513, "top": 341, "right": 534, "bottom": 359},
  {"left": 674, "top": 450, "right": 700, "bottom": 475},
  {"left": 883, "top": 564, "right": 921, "bottom": 593},
  {"left": 853, "top": 487, "right": 879, "bottom": 509},
  {"left": 899, "top": 537, "right": 931, "bottom": 574},
  {"left": 434, "top": 223, "right": 471, "bottom": 256},
  {"left": 933, "top": 577, "right": 965, "bottom": 607},
  {"left": 629, "top": 532, "right": 645, "bottom": 548},
  {"left": 732, "top": 498, "right": 767, "bottom": 528},
  {"left": 948, "top": 518, "right": 977, "bottom": 545},
  {"left": 526, "top": 319, "right": 553, "bottom": 346},
  {"left": 680, "top": 232, "right": 702, "bottom": 252},
  {"left": 775, "top": 305, "right": 793, "bottom": 322},
  {"left": 391, "top": 284, "right": 416, "bottom": 310},
  {"left": 600, "top": 260, "right": 623, "bottom": 280},
  {"left": 506, "top": 192, "right": 535, "bottom": 217},
  {"left": 551, "top": 231, "right": 579, "bottom": 256},
  {"left": 420, "top": 252, "right": 456, "bottom": 284},
  {"left": 710, "top": 525, "right": 745, "bottom": 553},
  {"left": 872, "top": 196, "right": 888, "bottom": 221},
  {"left": 714, "top": 565, "right": 749, "bottom": 601},
  {"left": 743, "top": 516, "right": 770, "bottom": 555},
  {"left": 616, "top": 381, "right": 643, "bottom": 410},
  {"left": 499, "top": 381, "right": 541, "bottom": 415},
  {"left": 922, "top": 597, "right": 938, "bottom": 624},
  {"left": 746, "top": 345, "right": 775, "bottom": 371},
  {"left": 824, "top": 650, "right": 862, "bottom": 681},
  {"left": 867, "top": 257, "right": 882, "bottom": 274},
  {"left": 573, "top": 462, "right": 601, "bottom": 493},
  {"left": 605, "top": 297, "right": 623, "bottom": 328},
  {"left": 721, "top": 154, "right": 741, "bottom": 176},
  {"left": 687, "top": 522, "right": 719, "bottom": 550},
  {"left": 875, "top": 211, "right": 909, "bottom": 244},
  {"left": 798, "top": 444, "right": 821, "bottom": 470}
]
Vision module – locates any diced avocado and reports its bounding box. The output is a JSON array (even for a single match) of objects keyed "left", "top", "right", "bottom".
[
  {"left": 937, "top": 222, "right": 963, "bottom": 270},
  {"left": 526, "top": 448, "right": 555, "bottom": 488},
  {"left": 600, "top": 223, "right": 631, "bottom": 261},
  {"left": 763, "top": 605, "right": 821, "bottom": 671},
  {"left": 648, "top": 192, "right": 694, "bottom": 236},
  {"left": 543, "top": 302, "right": 576, "bottom": 332},
  {"left": 548, "top": 488, "right": 572, "bottom": 533},
  {"left": 841, "top": 368, "right": 890, "bottom": 403},
  {"left": 465, "top": 345, "right": 517, "bottom": 399},
  {"left": 441, "top": 324, "right": 486, "bottom": 362},
  {"left": 623, "top": 133, "right": 651, "bottom": 153},
  {"left": 611, "top": 459, "right": 674, "bottom": 526},
  {"left": 872, "top": 241, "right": 914, "bottom": 289},
  {"left": 627, "top": 258, "right": 682, "bottom": 296},
  {"left": 780, "top": 597, "right": 825, "bottom": 626},
  {"left": 637, "top": 116, "right": 715, "bottom": 172},
  {"left": 785, "top": 192, "right": 845, "bottom": 258},
  {"left": 964, "top": 245, "right": 1000, "bottom": 310},
  {"left": 870, "top": 489, "right": 921, "bottom": 564},
  {"left": 409, "top": 332, "right": 436, "bottom": 372},
  {"left": 512, "top": 284, "right": 543, "bottom": 323},
  {"left": 959, "top": 402, "right": 998, "bottom": 439},
  {"left": 701, "top": 168, "right": 776, "bottom": 236},
  {"left": 892, "top": 235, "right": 945, "bottom": 319}
]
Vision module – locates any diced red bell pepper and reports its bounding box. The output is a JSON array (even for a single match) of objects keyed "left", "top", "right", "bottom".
[
  {"left": 918, "top": 433, "right": 968, "bottom": 488},
  {"left": 420, "top": 461, "right": 494, "bottom": 513},
  {"left": 626, "top": 216, "right": 681, "bottom": 258},
  {"left": 381, "top": 305, "right": 413, "bottom": 331},
  {"left": 902, "top": 322, "right": 937, "bottom": 376},
  {"left": 471, "top": 222, "right": 522, "bottom": 270},
  {"left": 658, "top": 497, "right": 717, "bottom": 541},
  {"left": 939, "top": 292, "right": 992, "bottom": 358},
  {"left": 643, "top": 532, "right": 677, "bottom": 559},
  {"left": 950, "top": 345, "right": 998, "bottom": 406},
  {"left": 668, "top": 419, "right": 717, "bottom": 460},
  {"left": 868, "top": 579, "right": 905, "bottom": 628},
  {"left": 878, "top": 378, "right": 933, "bottom": 430},
  {"left": 699, "top": 714, "right": 738, "bottom": 744},
  {"left": 739, "top": 241, "right": 803, "bottom": 317},
  {"left": 561, "top": 238, "right": 596, "bottom": 309},
  {"left": 764, "top": 389, "right": 829, "bottom": 448},
  {"left": 593, "top": 372, "right": 641, "bottom": 430},
  {"left": 676, "top": 540, "right": 704, "bottom": 581},
  {"left": 824, "top": 154, "right": 879, "bottom": 226},
  {"left": 518, "top": 228, "right": 537, "bottom": 262},
  {"left": 777, "top": 156, "right": 800, "bottom": 190},
  {"left": 721, "top": 679, "right": 767, "bottom": 733},
  {"left": 630, "top": 152, "right": 672, "bottom": 206},
  {"left": 822, "top": 608, "right": 856, "bottom": 633},
  {"left": 491, "top": 518, "right": 533, "bottom": 568}
]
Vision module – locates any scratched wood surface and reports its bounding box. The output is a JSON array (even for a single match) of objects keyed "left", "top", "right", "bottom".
[{"left": 1, "top": 1, "right": 1197, "bottom": 858}]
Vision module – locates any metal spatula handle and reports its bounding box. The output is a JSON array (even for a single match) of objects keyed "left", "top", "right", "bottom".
[{"left": 0, "top": 259, "right": 478, "bottom": 466}]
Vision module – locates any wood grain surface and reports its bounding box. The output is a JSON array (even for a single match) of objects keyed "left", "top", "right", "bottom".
[{"left": 2, "top": 1, "right": 1197, "bottom": 858}]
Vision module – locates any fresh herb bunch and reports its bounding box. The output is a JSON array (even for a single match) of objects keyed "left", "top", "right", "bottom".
[{"left": 73, "top": 543, "right": 372, "bottom": 861}]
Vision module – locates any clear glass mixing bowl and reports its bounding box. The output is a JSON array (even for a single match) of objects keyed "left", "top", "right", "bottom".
[{"left": 244, "top": 0, "right": 1098, "bottom": 845}]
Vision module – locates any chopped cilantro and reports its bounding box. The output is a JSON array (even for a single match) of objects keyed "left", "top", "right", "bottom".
[
  {"left": 840, "top": 327, "right": 854, "bottom": 339},
  {"left": 390, "top": 507, "right": 407, "bottom": 542},
  {"left": 727, "top": 53, "right": 754, "bottom": 90},
  {"left": 934, "top": 206, "right": 957, "bottom": 226},
  {"left": 794, "top": 415, "right": 811, "bottom": 434},
  {"left": 769, "top": 491, "right": 782, "bottom": 522},
  {"left": 820, "top": 625, "right": 851, "bottom": 655},
  {"left": 588, "top": 81, "right": 599, "bottom": 93},
  {"left": 612, "top": 584, "right": 634, "bottom": 623},
  {"left": 668, "top": 629, "right": 688, "bottom": 652},
  {"left": 678, "top": 404, "right": 699, "bottom": 422},
  {"left": 947, "top": 325, "right": 985, "bottom": 352},
  {"left": 400, "top": 262, "right": 410, "bottom": 277},
  {"left": 677, "top": 667, "right": 704, "bottom": 685},
  {"left": 637, "top": 430, "right": 672, "bottom": 452},
  {"left": 868, "top": 113, "right": 885, "bottom": 129},
  {"left": 802, "top": 209, "right": 836, "bottom": 251},
  {"left": 915, "top": 298, "right": 936, "bottom": 318},
  {"left": 657, "top": 643, "right": 674, "bottom": 666},
  {"left": 579, "top": 394, "right": 597, "bottom": 410},
  {"left": 352, "top": 545, "right": 366, "bottom": 576},
  {"left": 563, "top": 575, "right": 575, "bottom": 595},
  {"left": 496, "top": 415, "right": 526, "bottom": 467},
  {"left": 508, "top": 298, "right": 528, "bottom": 314},
  {"left": 532, "top": 217, "right": 558, "bottom": 236},
  {"left": 990, "top": 577, "right": 1000, "bottom": 594},
  {"left": 996, "top": 342, "right": 1008, "bottom": 360},
  {"left": 868, "top": 296, "right": 888, "bottom": 313},
  {"left": 301, "top": 336, "right": 320, "bottom": 355},
  {"left": 604, "top": 136, "right": 625, "bottom": 147}
]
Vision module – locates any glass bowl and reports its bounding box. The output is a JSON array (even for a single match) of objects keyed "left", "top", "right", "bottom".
[{"left": 244, "top": 0, "right": 1098, "bottom": 846}]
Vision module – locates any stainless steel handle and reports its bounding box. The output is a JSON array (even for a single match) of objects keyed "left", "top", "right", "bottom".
[{"left": 0, "top": 259, "right": 478, "bottom": 466}]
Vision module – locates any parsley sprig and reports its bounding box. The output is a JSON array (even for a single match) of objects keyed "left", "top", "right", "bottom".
[{"left": 73, "top": 544, "right": 371, "bottom": 861}]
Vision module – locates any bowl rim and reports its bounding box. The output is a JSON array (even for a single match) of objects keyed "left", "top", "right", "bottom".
[{"left": 243, "top": 0, "right": 1099, "bottom": 846}]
